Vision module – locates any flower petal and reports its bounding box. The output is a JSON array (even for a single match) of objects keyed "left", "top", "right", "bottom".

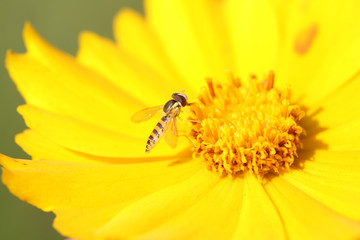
[
  {"left": 231, "top": 174, "right": 286, "bottom": 240},
  {"left": 77, "top": 31, "right": 188, "bottom": 106},
  {"left": 300, "top": 74, "right": 360, "bottom": 151},
  {"left": 264, "top": 176, "right": 360, "bottom": 240},
  {"left": 9, "top": 23, "right": 197, "bottom": 150},
  {"left": 18, "top": 105, "right": 190, "bottom": 158},
  {"left": 6, "top": 24, "right": 142, "bottom": 135},
  {"left": 296, "top": 150, "right": 360, "bottom": 182},
  {"left": 55, "top": 169, "right": 218, "bottom": 239},
  {"left": 18, "top": 104, "right": 140, "bottom": 157},
  {"left": 225, "top": 0, "right": 279, "bottom": 79},
  {"left": 284, "top": 158, "right": 360, "bottom": 221},
  {"left": 16, "top": 129, "right": 190, "bottom": 164},
  {"left": 0, "top": 155, "right": 201, "bottom": 210},
  {"left": 145, "top": 0, "right": 234, "bottom": 91},
  {"left": 307, "top": 73, "right": 360, "bottom": 129},
  {"left": 15, "top": 130, "right": 97, "bottom": 163},
  {"left": 53, "top": 203, "right": 127, "bottom": 240},
  {"left": 303, "top": 121, "right": 360, "bottom": 151},
  {"left": 0, "top": 155, "right": 201, "bottom": 239},
  {"left": 113, "top": 9, "right": 194, "bottom": 96},
  {"left": 276, "top": 0, "right": 360, "bottom": 105},
  {"left": 96, "top": 174, "right": 243, "bottom": 240}
]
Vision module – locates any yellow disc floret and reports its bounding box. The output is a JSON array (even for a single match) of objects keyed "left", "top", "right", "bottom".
[{"left": 189, "top": 72, "right": 305, "bottom": 177}]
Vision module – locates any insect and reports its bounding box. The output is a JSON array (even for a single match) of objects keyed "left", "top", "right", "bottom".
[{"left": 131, "top": 93, "right": 190, "bottom": 153}]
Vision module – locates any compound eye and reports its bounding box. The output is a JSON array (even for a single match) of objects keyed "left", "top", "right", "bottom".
[
  {"left": 171, "top": 93, "right": 188, "bottom": 107},
  {"left": 180, "top": 97, "right": 188, "bottom": 107}
]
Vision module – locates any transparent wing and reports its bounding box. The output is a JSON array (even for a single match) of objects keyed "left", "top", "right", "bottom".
[
  {"left": 164, "top": 117, "right": 178, "bottom": 148},
  {"left": 131, "top": 105, "right": 163, "bottom": 123}
]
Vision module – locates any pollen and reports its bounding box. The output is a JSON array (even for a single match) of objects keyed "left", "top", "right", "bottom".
[{"left": 189, "top": 71, "right": 305, "bottom": 177}]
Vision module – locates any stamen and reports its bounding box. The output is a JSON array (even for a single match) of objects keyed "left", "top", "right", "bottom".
[{"left": 189, "top": 72, "right": 305, "bottom": 177}]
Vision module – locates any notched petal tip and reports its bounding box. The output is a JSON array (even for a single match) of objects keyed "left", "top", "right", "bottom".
[
  {"left": 23, "top": 21, "right": 34, "bottom": 33},
  {"left": 114, "top": 7, "right": 140, "bottom": 24},
  {"left": 78, "top": 31, "right": 94, "bottom": 41},
  {"left": 23, "top": 21, "right": 42, "bottom": 42},
  {"left": 16, "top": 104, "right": 27, "bottom": 116},
  {"left": 0, "top": 154, "right": 29, "bottom": 169},
  {"left": 5, "top": 49, "right": 17, "bottom": 69},
  {"left": 5, "top": 49, "right": 15, "bottom": 56},
  {"left": 77, "top": 31, "right": 105, "bottom": 49},
  {"left": 0, "top": 153, "right": 9, "bottom": 166},
  {"left": 23, "top": 22, "right": 39, "bottom": 50},
  {"left": 77, "top": 31, "right": 95, "bottom": 56},
  {"left": 77, "top": 31, "right": 115, "bottom": 60},
  {"left": 22, "top": 21, "right": 56, "bottom": 61},
  {"left": 5, "top": 50, "right": 27, "bottom": 68},
  {"left": 113, "top": 7, "right": 144, "bottom": 44}
]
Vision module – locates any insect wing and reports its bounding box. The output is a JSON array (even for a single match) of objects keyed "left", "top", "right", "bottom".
[
  {"left": 164, "top": 117, "right": 178, "bottom": 148},
  {"left": 131, "top": 105, "right": 163, "bottom": 123}
]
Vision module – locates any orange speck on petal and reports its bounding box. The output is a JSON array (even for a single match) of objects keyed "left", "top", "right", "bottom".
[{"left": 294, "top": 24, "right": 318, "bottom": 55}]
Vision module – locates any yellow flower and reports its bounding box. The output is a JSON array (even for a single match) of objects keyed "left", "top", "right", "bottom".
[{"left": 1, "top": 0, "right": 360, "bottom": 239}]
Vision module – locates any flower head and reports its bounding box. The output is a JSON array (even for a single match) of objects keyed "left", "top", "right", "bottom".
[
  {"left": 1, "top": 0, "right": 360, "bottom": 239},
  {"left": 190, "top": 74, "right": 305, "bottom": 176}
]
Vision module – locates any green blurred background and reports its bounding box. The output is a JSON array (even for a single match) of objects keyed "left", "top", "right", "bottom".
[{"left": 0, "top": 1, "right": 142, "bottom": 239}]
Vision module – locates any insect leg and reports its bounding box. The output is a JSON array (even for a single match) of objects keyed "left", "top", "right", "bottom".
[
  {"left": 177, "top": 116, "right": 201, "bottom": 123},
  {"left": 176, "top": 132, "right": 196, "bottom": 148}
]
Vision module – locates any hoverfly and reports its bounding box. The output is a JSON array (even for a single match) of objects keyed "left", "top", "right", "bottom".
[{"left": 131, "top": 93, "right": 190, "bottom": 153}]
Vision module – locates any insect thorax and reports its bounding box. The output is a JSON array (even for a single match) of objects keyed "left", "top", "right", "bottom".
[{"left": 163, "top": 100, "right": 181, "bottom": 116}]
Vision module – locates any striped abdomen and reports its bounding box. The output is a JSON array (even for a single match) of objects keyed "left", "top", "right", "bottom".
[{"left": 146, "top": 116, "right": 170, "bottom": 153}]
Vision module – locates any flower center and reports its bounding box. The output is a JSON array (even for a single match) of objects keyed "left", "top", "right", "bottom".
[{"left": 188, "top": 71, "right": 305, "bottom": 177}]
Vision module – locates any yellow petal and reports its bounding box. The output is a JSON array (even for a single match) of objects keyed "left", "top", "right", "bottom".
[
  {"left": 232, "top": 174, "right": 286, "bottom": 240},
  {"left": 225, "top": 0, "right": 279, "bottom": 79},
  {"left": 99, "top": 175, "right": 243, "bottom": 240},
  {"left": 307, "top": 74, "right": 360, "bottom": 130},
  {"left": 18, "top": 105, "right": 190, "bottom": 158},
  {"left": 53, "top": 203, "right": 126, "bottom": 240},
  {"left": 301, "top": 73, "right": 360, "bottom": 152},
  {"left": 0, "top": 155, "right": 201, "bottom": 210},
  {"left": 6, "top": 24, "right": 142, "bottom": 134},
  {"left": 18, "top": 104, "right": 142, "bottom": 158},
  {"left": 265, "top": 177, "right": 360, "bottom": 240},
  {"left": 284, "top": 162, "right": 360, "bottom": 221},
  {"left": 135, "top": 177, "right": 243, "bottom": 240},
  {"left": 94, "top": 168, "right": 219, "bottom": 239},
  {"left": 303, "top": 120, "right": 360, "bottom": 151},
  {"left": 145, "top": 0, "right": 233, "bottom": 92},
  {"left": 16, "top": 129, "right": 190, "bottom": 164},
  {"left": 276, "top": 0, "right": 360, "bottom": 105},
  {"left": 77, "top": 31, "right": 188, "bottom": 106},
  {"left": 10, "top": 23, "right": 197, "bottom": 149},
  {"left": 15, "top": 130, "right": 97, "bottom": 163},
  {"left": 297, "top": 150, "right": 360, "bottom": 181},
  {"left": 0, "top": 155, "right": 202, "bottom": 239},
  {"left": 113, "top": 9, "right": 194, "bottom": 96}
]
